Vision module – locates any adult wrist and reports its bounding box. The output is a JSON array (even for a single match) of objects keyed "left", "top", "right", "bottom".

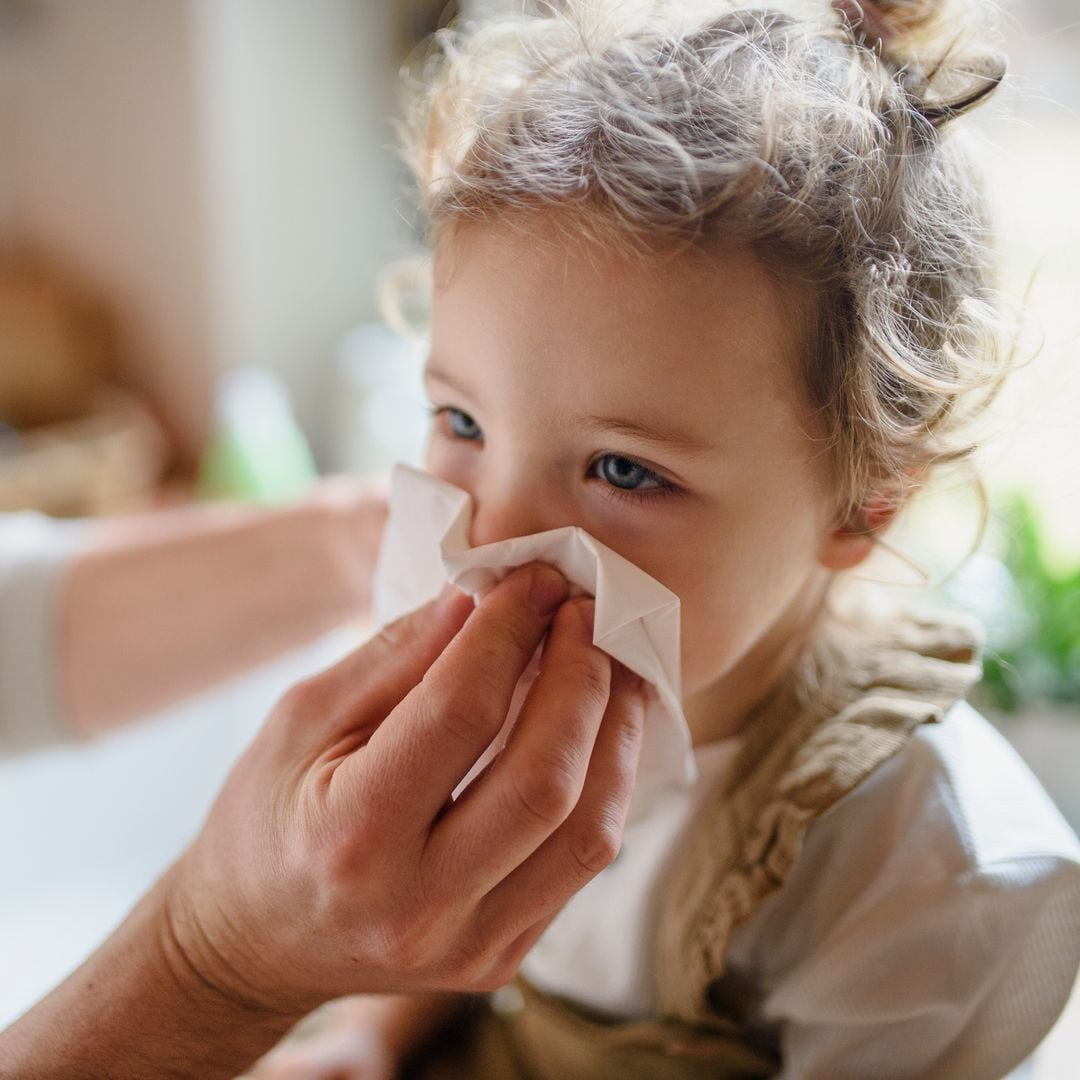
[
  {"left": 0, "top": 866, "right": 303, "bottom": 1080},
  {"left": 136, "top": 865, "right": 307, "bottom": 1079},
  {"left": 155, "top": 863, "right": 307, "bottom": 1038}
]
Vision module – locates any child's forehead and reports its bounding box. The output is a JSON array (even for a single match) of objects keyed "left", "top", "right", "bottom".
[
  {"left": 431, "top": 214, "right": 812, "bottom": 377},
  {"left": 434, "top": 212, "right": 749, "bottom": 284},
  {"left": 427, "top": 215, "right": 822, "bottom": 451}
]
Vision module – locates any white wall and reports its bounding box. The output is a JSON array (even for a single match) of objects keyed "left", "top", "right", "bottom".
[
  {"left": 193, "top": 0, "right": 405, "bottom": 462},
  {"left": 0, "top": 0, "right": 215, "bottom": 461},
  {"left": 0, "top": 0, "right": 407, "bottom": 465}
]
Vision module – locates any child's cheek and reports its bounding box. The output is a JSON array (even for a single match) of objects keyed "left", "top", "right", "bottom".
[
  {"left": 679, "top": 617, "right": 740, "bottom": 696},
  {"left": 675, "top": 564, "right": 768, "bottom": 695}
]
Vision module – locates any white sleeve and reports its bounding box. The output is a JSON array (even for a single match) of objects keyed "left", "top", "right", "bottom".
[
  {"left": 0, "top": 513, "right": 89, "bottom": 754},
  {"left": 726, "top": 706, "right": 1080, "bottom": 1080}
]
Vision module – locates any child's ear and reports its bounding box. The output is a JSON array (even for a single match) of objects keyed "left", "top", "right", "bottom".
[{"left": 818, "top": 491, "right": 901, "bottom": 571}]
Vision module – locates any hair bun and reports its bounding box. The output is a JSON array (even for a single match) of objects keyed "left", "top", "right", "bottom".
[
  {"left": 832, "top": 0, "right": 1006, "bottom": 126},
  {"left": 833, "top": 0, "right": 939, "bottom": 53}
]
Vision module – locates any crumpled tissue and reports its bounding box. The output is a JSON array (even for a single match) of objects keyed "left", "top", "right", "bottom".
[{"left": 372, "top": 464, "right": 697, "bottom": 816}]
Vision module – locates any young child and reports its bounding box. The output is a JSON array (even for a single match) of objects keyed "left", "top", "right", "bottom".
[{"left": 250, "top": 1, "right": 1080, "bottom": 1077}]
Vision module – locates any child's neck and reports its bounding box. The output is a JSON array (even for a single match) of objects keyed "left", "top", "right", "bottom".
[{"left": 682, "top": 578, "right": 829, "bottom": 747}]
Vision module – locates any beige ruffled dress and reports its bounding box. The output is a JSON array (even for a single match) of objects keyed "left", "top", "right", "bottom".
[{"left": 406, "top": 608, "right": 984, "bottom": 1080}]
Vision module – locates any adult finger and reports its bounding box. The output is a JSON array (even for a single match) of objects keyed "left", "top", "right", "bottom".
[
  {"left": 427, "top": 597, "right": 613, "bottom": 900},
  {"left": 350, "top": 563, "right": 570, "bottom": 826},
  {"left": 472, "top": 661, "right": 645, "bottom": 956},
  {"left": 277, "top": 585, "right": 475, "bottom": 752}
]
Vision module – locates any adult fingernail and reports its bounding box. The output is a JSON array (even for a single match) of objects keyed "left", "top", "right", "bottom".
[
  {"left": 438, "top": 581, "right": 470, "bottom": 611},
  {"left": 528, "top": 564, "right": 569, "bottom": 616},
  {"left": 574, "top": 596, "right": 596, "bottom": 633}
]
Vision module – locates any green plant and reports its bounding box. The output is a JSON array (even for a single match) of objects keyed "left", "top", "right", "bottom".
[{"left": 979, "top": 496, "right": 1080, "bottom": 713}]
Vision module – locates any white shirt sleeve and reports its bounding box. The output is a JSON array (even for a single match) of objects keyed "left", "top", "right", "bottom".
[
  {"left": 0, "top": 513, "right": 88, "bottom": 755},
  {"left": 726, "top": 703, "right": 1080, "bottom": 1080}
]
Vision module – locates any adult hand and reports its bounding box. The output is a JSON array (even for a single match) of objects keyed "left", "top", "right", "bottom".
[
  {"left": 2, "top": 563, "right": 645, "bottom": 1080},
  {"left": 167, "top": 561, "right": 645, "bottom": 1016}
]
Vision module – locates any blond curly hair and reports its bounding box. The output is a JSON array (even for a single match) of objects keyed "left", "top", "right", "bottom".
[{"left": 402, "top": 0, "right": 1009, "bottom": 522}]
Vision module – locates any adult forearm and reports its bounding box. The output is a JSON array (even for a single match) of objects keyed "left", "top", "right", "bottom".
[
  {"left": 0, "top": 868, "right": 301, "bottom": 1080},
  {"left": 59, "top": 490, "right": 380, "bottom": 737}
]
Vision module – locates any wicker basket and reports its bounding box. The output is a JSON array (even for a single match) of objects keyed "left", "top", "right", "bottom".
[{"left": 0, "top": 390, "right": 167, "bottom": 517}]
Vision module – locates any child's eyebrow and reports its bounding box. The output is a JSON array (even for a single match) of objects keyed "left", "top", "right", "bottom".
[
  {"left": 424, "top": 365, "right": 474, "bottom": 400},
  {"left": 426, "top": 363, "right": 713, "bottom": 455},
  {"left": 584, "top": 416, "right": 715, "bottom": 455}
]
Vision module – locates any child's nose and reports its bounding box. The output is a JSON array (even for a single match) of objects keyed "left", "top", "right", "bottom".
[{"left": 468, "top": 489, "right": 555, "bottom": 549}]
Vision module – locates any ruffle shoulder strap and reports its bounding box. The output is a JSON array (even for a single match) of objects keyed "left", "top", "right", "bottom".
[{"left": 654, "top": 606, "right": 984, "bottom": 1023}]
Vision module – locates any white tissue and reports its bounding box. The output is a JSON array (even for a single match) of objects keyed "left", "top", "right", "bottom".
[{"left": 372, "top": 464, "right": 697, "bottom": 815}]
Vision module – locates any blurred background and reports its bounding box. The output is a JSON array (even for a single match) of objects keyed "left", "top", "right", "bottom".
[{"left": 0, "top": 0, "right": 1077, "bottom": 1073}]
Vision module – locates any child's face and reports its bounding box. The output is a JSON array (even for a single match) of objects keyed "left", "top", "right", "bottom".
[{"left": 424, "top": 219, "right": 867, "bottom": 741}]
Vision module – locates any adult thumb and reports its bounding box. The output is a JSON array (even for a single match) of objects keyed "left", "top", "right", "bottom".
[{"left": 300, "top": 585, "right": 477, "bottom": 736}]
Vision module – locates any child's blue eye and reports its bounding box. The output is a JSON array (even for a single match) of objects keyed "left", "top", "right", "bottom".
[
  {"left": 589, "top": 454, "right": 680, "bottom": 502},
  {"left": 449, "top": 409, "right": 482, "bottom": 440},
  {"left": 596, "top": 455, "right": 656, "bottom": 490},
  {"left": 429, "top": 404, "right": 681, "bottom": 505},
  {"left": 432, "top": 406, "right": 483, "bottom": 441}
]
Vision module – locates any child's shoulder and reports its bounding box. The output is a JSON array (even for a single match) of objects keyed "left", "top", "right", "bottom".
[
  {"left": 737, "top": 694, "right": 1080, "bottom": 946},
  {"left": 820, "top": 596, "right": 1076, "bottom": 862},
  {"left": 726, "top": 700, "right": 1080, "bottom": 1077},
  {"left": 877, "top": 700, "right": 1080, "bottom": 872},
  {"left": 725, "top": 699, "right": 1080, "bottom": 1071},
  {"left": 795, "top": 698, "right": 1080, "bottom": 918},
  {"left": 782, "top": 601, "right": 1078, "bottom": 872}
]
